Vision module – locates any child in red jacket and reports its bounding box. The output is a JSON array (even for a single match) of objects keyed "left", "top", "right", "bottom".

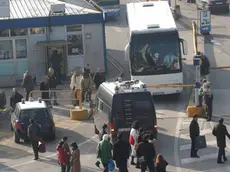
[{"left": 56, "top": 141, "right": 68, "bottom": 172}]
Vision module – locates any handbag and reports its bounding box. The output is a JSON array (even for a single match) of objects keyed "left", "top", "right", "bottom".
[
  {"left": 38, "top": 140, "right": 46, "bottom": 153},
  {"left": 195, "top": 135, "right": 207, "bottom": 149}
]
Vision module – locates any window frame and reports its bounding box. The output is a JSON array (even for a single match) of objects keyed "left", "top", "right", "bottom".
[
  {"left": 0, "top": 39, "right": 14, "bottom": 61},
  {"left": 10, "top": 28, "right": 28, "bottom": 37},
  {"left": 66, "top": 33, "right": 84, "bottom": 56},
  {"left": 0, "top": 29, "right": 10, "bottom": 37},
  {"left": 29, "top": 27, "right": 46, "bottom": 35},
  {"left": 65, "top": 25, "right": 83, "bottom": 32},
  {"left": 15, "top": 38, "right": 28, "bottom": 60}
]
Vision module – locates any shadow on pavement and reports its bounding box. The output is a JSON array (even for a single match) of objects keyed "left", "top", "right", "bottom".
[
  {"left": 0, "top": 164, "right": 18, "bottom": 172},
  {"left": 0, "top": 144, "right": 31, "bottom": 160}
]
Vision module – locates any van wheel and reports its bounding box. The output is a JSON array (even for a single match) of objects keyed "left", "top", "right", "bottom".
[
  {"left": 51, "top": 133, "right": 56, "bottom": 141},
  {"left": 14, "top": 133, "right": 20, "bottom": 143},
  {"left": 10, "top": 123, "right": 13, "bottom": 131}
]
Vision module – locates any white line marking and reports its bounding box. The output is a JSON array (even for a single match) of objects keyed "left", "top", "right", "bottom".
[
  {"left": 0, "top": 135, "right": 98, "bottom": 171},
  {"left": 181, "top": 152, "right": 230, "bottom": 165},
  {"left": 180, "top": 140, "right": 216, "bottom": 151},
  {"left": 174, "top": 113, "right": 183, "bottom": 172},
  {"left": 202, "top": 165, "right": 230, "bottom": 172}
]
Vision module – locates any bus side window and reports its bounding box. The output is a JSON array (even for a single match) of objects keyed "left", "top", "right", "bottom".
[{"left": 99, "top": 99, "right": 104, "bottom": 111}]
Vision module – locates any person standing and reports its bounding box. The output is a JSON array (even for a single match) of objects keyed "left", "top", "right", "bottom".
[
  {"left": 51, "top": 50, "right": 62, "bottom": 84},
  {"left": 99, "top": 124, "right": 108, "bottom": 141},
  {"left": 70, "top": 71, "right": 83, "bottom": 106},
  {"left": 81, "top": 71, "right": 93, "bottom": 102},
  {"left": 155, "top": 154, "right": 168, "bottom": 172},
  {"left": 136, "top": 128, "right": 145, "bottom": 169},
  {"left": 93, "top": 68, "right": 106, "bottom": 90},
  {"left": 40, "top": 76, "right": 50, "bottom": 106},
  {"left": 198, "top": 52, "right": 210, "bottom": 81},
  {"left": 62, "top": 137, "right": 71, "bottom": 172},
  {"left": 212, "top": 118, "right": 230, "bottom": 164},
  {"left": 56, "top": 141, "right": 68, "bottom": 172},
  {"left": 189, "top": 114, "right": 200, "bottom": 158},
  {"left": 21, "top": 71, "right": 34, "bottom": 101},
  {"left": 203, "top": 83, "right": 213, "bottom": 121},
  {"left": 113, "top": 133, "right": 131, "bottom": 172},
  {"left": 27, "top": 118, "right": 41, "bottom": 160},
  {"left": 70, "top": 142, "right": 81, "bottom": 172},
  {"left": 10, "top": 88, "right": 23, "bottom": 110},
  {"left": 136, "top": 134, "right": 156, "bottom": 172},
  {"left": 129, "top": 121, "right": 140, "bottom": 165},
  {"left": 97, "top": 134, "right": 113, "bottom": 172},
  {"left": 48, "top": 72, "right": 58, "bottom": 105}
]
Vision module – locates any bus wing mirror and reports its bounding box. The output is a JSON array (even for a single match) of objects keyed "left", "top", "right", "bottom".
[
  {"left": 124, "top": 43, "right": 130, "bottom": 61},
  {"left": 180, "top": 39, "right": 188, "bottom": 55}
]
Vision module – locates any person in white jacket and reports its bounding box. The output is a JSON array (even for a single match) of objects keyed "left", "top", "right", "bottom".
[
  {"left": 129, "top": 120, "right": 140, "bottom": 165},
  {"left": 70, "top": 70, "right": 83, "bottom": 106}
]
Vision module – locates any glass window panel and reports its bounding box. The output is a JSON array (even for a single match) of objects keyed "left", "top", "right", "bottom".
[
  {"left": 0, "top": 40, "right": 13, "bottom": 60},
  {"left": 0, "top": 29, "right": 9, "bottom": 37},
  {"left": 30, "top": 28, "right": 45, "bottom": 34},
  {"left": 11, "top": 28, "right": 28, "bottom": 36},
  {"left": 66, "top": 25, "right": 82, "bottom": 32},
  {"left": 67, "top": 34, "right": 84, "bottom": 55},
  {"left": 16, "top": 39, "right": 27, "bottom": 59}
]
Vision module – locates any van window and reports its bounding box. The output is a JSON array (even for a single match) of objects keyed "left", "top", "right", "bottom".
[
  {"left": 98, "top": 98, "right": 111, "bottom": 114},
  {"left": 135, "top": 101, "right": 150, "bottom": 110}
]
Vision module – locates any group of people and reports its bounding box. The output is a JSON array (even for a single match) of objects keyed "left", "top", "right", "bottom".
[
  {"left": 189, "top": 115, "right": 230, "bottom": 164},
  {"left": 197, "top": 52, "right": 213, "bottom": 121},
  {"left": 70, "top": 65, "right": 105, "bottom": 104},
  {"left": 96, "top": 121, "right": 168, "bottom": 172},
  {"left": 56, "top": 137, "right": 81, "bottom": 172}
]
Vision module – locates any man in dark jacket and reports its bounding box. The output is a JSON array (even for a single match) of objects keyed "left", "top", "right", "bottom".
[
  {"left": 10, "top": 88, "right": 23, "bottom": 110},
  {"left": 99, "top": 124, "right": 108, "bottom": 141},
  {"left": 189, "top": 114, "right": 200, "bottom": 158},
  {"left": 212, "top": 118, "right": 230, "bottom": 164},
  {"left": 21, "top": 71, "right": 34, "bottom": 101},
  {"left": 51, "top": 50, "right": 62, "bottom": 84},
  {"left": 93, "top": 68, "right": 106, "bottom": 90},
  {"left": 136, "top": 134, "right": 156, "bottom": 172},
  {"left": 27, "top": 118, "right": 41, "bottom": 160},
  {"left": 198, "top": 52, "right": 210, "bottom": 80},
  {"left": 203, "top": 83, "right": 213, "bottom": 121},
  {"left": 48, "top": 73, "right": 58, "bottom": 105},
  {"left": 113, "top": 133, "right": 131, "bottom": 172},
  {"left": 40, "top": 76, "right": 50, "bottom": 106}
]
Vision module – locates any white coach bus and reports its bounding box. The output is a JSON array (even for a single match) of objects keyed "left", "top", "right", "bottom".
[{"left": 125, "top": 1, "right": 188, "bottom": 95}]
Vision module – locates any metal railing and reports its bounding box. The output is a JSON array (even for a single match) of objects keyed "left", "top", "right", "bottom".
[{"left": 29, "top": 90, "right": 83, "bottom": 109}]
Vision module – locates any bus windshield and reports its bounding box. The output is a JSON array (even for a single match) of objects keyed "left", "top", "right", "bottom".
[
  {"left": 94, "top": 0, "right": 119, "bottom": 6},
  {"left": 130, "top": 33, "right": 181, "bottom": 75}
]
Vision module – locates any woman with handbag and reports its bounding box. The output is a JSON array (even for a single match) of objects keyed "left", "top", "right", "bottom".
[
  {"left": 129, "top": 121, "right": 140, "bottom": 165},
  {"left": 56, "top": 141, "right": 69, "bottom": 172}
]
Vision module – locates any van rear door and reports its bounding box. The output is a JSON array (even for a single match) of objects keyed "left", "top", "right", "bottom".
[{"left": 112, "top": 92, "right": 156, "bottom": 132}]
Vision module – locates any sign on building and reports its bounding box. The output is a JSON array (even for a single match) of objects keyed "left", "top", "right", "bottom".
[
  {"left": 200, "top": 10, "right": 211, "bottom": 34},
  {"left": 0, "top": 0, "right": 10, "bottom": 17}
]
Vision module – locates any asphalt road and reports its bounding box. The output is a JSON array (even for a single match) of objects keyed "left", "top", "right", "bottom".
[{"left": 174, "top": 2, "right": 230, "bottom": 171}]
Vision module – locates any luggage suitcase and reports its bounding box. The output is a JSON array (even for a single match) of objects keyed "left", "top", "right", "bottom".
[
  {"left": 38, "top": 140, "right": 46, "bottom": 153},
  {"left": 196, "top": 135, "right": 207, "bottom": 149}
]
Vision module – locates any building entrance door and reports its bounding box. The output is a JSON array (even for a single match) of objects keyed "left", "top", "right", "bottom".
[{"left": 47, "top": 45, "right": 67, "bottom": 83}]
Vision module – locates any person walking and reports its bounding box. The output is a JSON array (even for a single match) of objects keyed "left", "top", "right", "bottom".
[
  {"left": 62, "top": 137, "right": 71, "bottom": 172},
  {"left": 56, "top": 141, "right": 68, "bottom": 172},
  {"left": 198, "top": 52, "right": 210, "bottom": 81},
  {"left": 10, "top": 88, "right": 23, "bottom": 110},
  {"left": 93, "top": 68, "right": 106, "bottom": 90},
  {"left": 21, "top": 71, "right": 34, "bottom": 101},
  {"left": 189, "top": 114, "right": 200, "bottom": 158},
  {"left": 136, "top": 128, "right": 145, "bottom": 168},
  {"left": 212, "top": 118, "right": 230, "bottom": 164},
  {"left": 51, "top": 50, "right": 62, "bottom": 84},
  {"left": 97, "top": 134, "right": 113, "bottom": 172},
  {"left": 99, "top": 124, "right": 108, "bottom": 141},
  {"left": 136, "top": 134, "right": 156, "bottom": 172},
  {"left": 70, "top": 71, "right": 83, "bottom": 106},
  {"left": 27, "top": 118, "right": 41, "bottom": 160},
  {"left": 48, "top": 71, "right": 58, "bottom": 105},
  {"left": 40, "top": 76, "right": 50, "bottom": 106},
  {"left": 113, "top": 133, "right": 131, "bottom": 172},
  {"left": 129, "top": 120, "right": 140, "bottom": 165},
  {"left": 155, "top": 154, "right": 168, "bottom": 172},
  {"left": 203, "top": 82, "right": 213, "bottom": 121},
  {"left": 70, "top": 142, "right": 81, "bottom": 172}
]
